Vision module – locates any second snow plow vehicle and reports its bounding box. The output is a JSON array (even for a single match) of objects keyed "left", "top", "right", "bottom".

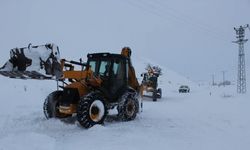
[
  {"left": 141, "top": 65, "right": 162, "bottom": 101},
  {"left": 0, "top": 44, "right": 141, "bottom": 128}
]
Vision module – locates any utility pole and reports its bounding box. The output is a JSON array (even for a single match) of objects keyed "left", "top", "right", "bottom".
[
  {"left": 233, "top": 24, "right": 249, "bottom": 94},
  {"left": 222, "top": 71, "right": 226, "bottom": 87},
  {"left": 212, "top": 74, "right": 215, "bottom": 86}
]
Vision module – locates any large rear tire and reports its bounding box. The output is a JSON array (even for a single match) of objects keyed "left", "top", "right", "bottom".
[
  {"left": 118, "top": 92, "right": 139, "bottom": 121},
  {"left": 77, "top": 92, "right": 107, "bottom": 128},
  {"left": 43, "top": 91, "right": 70, "bottom": 119}
]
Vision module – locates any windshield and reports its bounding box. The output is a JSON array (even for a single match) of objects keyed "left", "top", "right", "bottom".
[
  {"left": 99, "top": 61, "right": 110, "bottom": 76},
  {"left": 180, "top": 85, "right": 188, "bottom": 88},
  {"left": 88, "top": 60, "right": 112, "bottom": 76}
]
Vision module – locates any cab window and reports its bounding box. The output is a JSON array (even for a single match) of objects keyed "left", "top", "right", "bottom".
[
  {"left": 99, "top": 61, "right": 110, "bottom": 76},
  {"left": 89, "top": 61, "right": 97, "bottom": 73}
]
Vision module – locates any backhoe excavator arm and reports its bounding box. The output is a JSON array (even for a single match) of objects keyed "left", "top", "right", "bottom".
[{"left": 121, "top": 47, "right": 140, "bottom": 92}]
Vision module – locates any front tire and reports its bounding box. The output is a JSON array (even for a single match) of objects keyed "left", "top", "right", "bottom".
[
  {"left": 157, "top": 88, "right": 162, "bottom": 98},
  {"left": 153, "top": 90, "right": 157, "bottom": 101},
  {"left": 43, "top": 91, "right": 69, "bottom": 119},
  {"left": 77, "top": 92, "right": 107, "bottom": 128}
]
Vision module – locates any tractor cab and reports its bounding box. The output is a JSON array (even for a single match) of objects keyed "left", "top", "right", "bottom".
[{"left": 87, "top": 53, "right": 128, "bottom": 102}]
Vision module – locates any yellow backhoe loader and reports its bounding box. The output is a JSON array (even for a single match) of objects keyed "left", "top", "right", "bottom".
[{"left": 0, "top": 44, "right": 141, "bottom": 128}]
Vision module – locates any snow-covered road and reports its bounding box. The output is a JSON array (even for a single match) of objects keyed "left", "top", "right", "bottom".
[{"left": 0, "top": 76, "right": 249, "bottom": 150}]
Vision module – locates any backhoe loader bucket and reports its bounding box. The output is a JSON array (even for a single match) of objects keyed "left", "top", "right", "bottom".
[
  {"left": 0, "top": 43, "right": 62, "bottom": 80},
  {"left": 0, "top": 71, "right": 54, "bottom": 80}
]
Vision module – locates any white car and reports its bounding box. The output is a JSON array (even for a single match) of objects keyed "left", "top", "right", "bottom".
[{"left": 179, "top": 85, "right": 190, "bottom": 93}]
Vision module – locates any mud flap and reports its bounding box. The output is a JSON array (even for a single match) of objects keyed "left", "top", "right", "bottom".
[{"left": 0, "top": 43, "right": 62, "bottom": 80}]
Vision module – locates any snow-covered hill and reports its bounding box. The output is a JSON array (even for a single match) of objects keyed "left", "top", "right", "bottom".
[{"left": 0, "top": 57, "right": 249, "bottom": 150}]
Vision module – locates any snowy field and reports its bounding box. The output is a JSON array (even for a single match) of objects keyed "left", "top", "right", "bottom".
[
  {"left": 0, "top": 0, "right": 249, "bottom": 149},
  {"left": 0, "top": 62, "right": 249, "bottom": 150}
]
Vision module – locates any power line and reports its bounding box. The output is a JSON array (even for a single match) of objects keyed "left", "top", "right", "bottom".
[
  {"left": 122, "top": 0, "right": 230, "bottom": 43},
  {"left": 151, "top": 0, "right": 229, "bottom": 37}
]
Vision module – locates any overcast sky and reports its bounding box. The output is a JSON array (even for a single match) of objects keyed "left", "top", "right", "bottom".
[{"left": 0, "top": 0, "right": 249, "bottom": 82}]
